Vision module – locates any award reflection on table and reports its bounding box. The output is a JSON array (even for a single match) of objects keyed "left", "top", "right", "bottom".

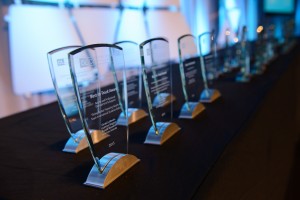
[
  {"left": 140, "top": 38, "right": 180, "bottom": 145},
  {"left": 198, "top": 32, "right": 221, "bottom": 103},
  {"left": 177, "top": 34, "right": 205, "bottom": 119},
  {"left": 235, "top": 26, "right": 251, "bottom": 82},
  {"left": 47, "top": 46, "right": 108, "bottom": 153},
  {"left": 68, "top": 44, "right": 140, "bottom": 189},
  {"left": 113, "top": 41, "right": 148, "bottom": 126}
]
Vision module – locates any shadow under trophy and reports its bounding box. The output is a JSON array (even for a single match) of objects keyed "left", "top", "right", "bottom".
[
  {"left": 140, "top": 37, "right": 181, "bottom": 145},
  {"left": 68, "top": 44, "right": 140, "bottom": 189},
  {"left": 177, "top": 34, "right": 205, "bottom": 119},
  {"left": 48, "top": 46, "right": 108, "bottom": 153}
]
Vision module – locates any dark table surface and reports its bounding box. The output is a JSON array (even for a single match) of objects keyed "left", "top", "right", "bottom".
[{"left": 0, "top": 43, "right": 299, "bottom": 200}]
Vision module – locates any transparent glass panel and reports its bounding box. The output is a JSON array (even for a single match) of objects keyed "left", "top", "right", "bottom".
[
  {"left": 114, "top": 41, "right": 142, "bottom": 108},
  {"left": 69, "top": 44, "right": 128, "bottom": 170},
  {"left": 140, "top": 38, "right": 174, "bottom": 128},
  {"left": 238, "top": 26, "right": 251, "bottom": 75},
  {"left": 198, "top": 32, "right": 217, "bottom": 88},
  {"left": 178, "top": 34, "right": 202, "bottom": 103},
  {"left": 113, "top": 41, "right": 148, "bottom": 125},
  {"left": 224, "top": 28, "right": 239, "bottom": 70},
  {"left": 283, "top": 19, "right": 295, "bottom": 44},
  {"left": 265, "top": 24, "right": 277, "bottom": 60},
  {"left": 48, "top": 46, "right": 83, "bottom": 138},
  {"left": 254, "top": 25, "right": 268, "bottom": 67}
]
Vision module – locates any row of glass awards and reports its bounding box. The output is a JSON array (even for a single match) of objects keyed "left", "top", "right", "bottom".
[
  {"left": 245, "top": 20, "right": 296, "bottom": 79},
  {"left": 227, "top": 24, "right": 280, "bottom": 82},
  {"left": 47, "top": 22, "right": 288, "bottom": 188},
  {"left": 47, "top": 32, "right": 223, "bottom": 189}
]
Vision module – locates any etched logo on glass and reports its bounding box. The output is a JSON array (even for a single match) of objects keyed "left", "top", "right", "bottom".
[
  {"left": 80, "top": 58, "right": 94, "bottom": 68},
  {"left": 57, "top": 58, "right": 65, "bottom": 66}
]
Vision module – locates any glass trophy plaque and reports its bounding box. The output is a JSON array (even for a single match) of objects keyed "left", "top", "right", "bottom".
[
  {"left": 252, "top": 25, "right": 267, "bottom": 75},
  {"left": 198, "top": 32, "right": 221, "bottom": 103},
  {"left": 235, "top": 26, "right": 251, "bottom": 82},
  {"left": 68, "top": 44, "right": 140, "bottom": 189},
  {"left": 114, "top": 41, "right": 148, "bottom": 126},
  {"left": 265, "top": 25, "right": 277, "bottom": 63},
  {"left": 177, "top": 34, "right": 205, "bottom": 119},
  {"left": 211, "top": 30, "right": 224, "bottom": 76},
  {"left": 48, "top": 46, "right": 107, "bottom": 154},
  {"left": 224, "top": 28, "right": 239, "bottom": 71},
  {"left": 140, "top": 38, "right": 180, "bottom": 145},
  {"left": 282, "top": 19, "right": 296, "bottom": 53}
]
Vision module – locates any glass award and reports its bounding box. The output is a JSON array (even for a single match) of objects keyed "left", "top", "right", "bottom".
[
  {"left": 252, "top": 25, "right": 267, "bottom": 75},
  {"left": 68, "top": 44, "right": 140, "bottom": 189},
  {"left": 140, "top": 38, "right": 180, "bottom": 145},
  {"left": 235, "top": 26, "right": 251, "bottom": 82},
  {"left": 265, "top": 24, "right": 277, "bottom": 63},
  {"left": 211, "top": 30, "right": 225, "bottom": 77},
  {"left": 198, "top": 32, "right": 221, "bottom": 103},
  {"left": 223, "top": 28, "right": 239, "bottom": 71},
  {"left": 113, "top": 41, "right": 148, "bottom": 126},
  {"left": 177, "top": 34, "right": 205, "bottom": 119},
  {"left": 282, "top": 19, "right": 296, "bottom": 53},
  {"left": 48, "top": 46, "right": 108, "bottom": 153}
]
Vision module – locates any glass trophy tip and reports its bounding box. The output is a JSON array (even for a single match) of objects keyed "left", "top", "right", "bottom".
[
  {"left": 179, "top": 102, "right": 206, "bottom": 119},
  {"left": 63, "top": 130, "right": 109, "bottom": 154},
  {"left": 144, "top": 122, "right": 181, "bottom": 145},
  {"left": 84, "top": 153, "right": 140, "bottom": 189},
  {"left": 199, "top": 89, "right": 221, "bottom": 103}
]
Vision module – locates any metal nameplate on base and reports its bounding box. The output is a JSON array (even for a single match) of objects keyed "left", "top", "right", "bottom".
[
  {"left": 63, "top": 130, "right": 109, "bottom": 154},
  {"left": 179, "top": 102, "right": 205, "bottom": 119},
  {"left": 84, "top": 153, "right": 140, "bottom": 189},
  {"left": 144, "top": 122, "right": 181, "bottom": 145},
  {"left": 200, "top": 89, "right": 221, "bottom": 103},
  {"left": 116, "top": 108, "right": 148, "bottom": 126}
]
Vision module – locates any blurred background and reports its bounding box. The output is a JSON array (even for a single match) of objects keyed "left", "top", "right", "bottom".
[{"left": 0, "top": 0, "right": 299, "bottom": 118}]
